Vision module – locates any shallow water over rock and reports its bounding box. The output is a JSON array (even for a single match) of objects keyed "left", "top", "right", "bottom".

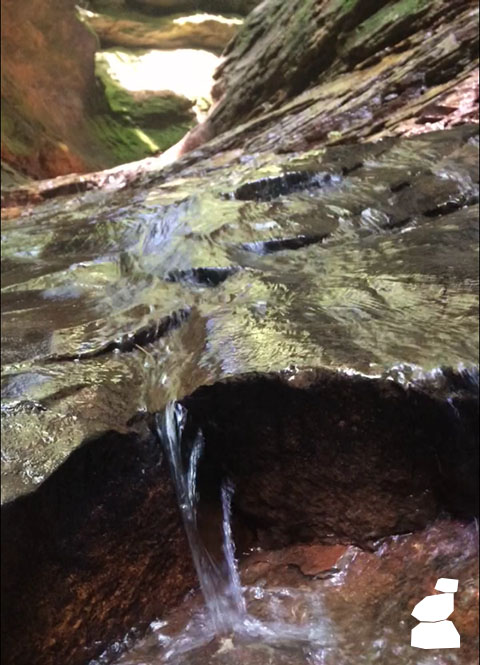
[
  {"left": 2, "top": 125, "right": 478, "bottom": 502},
  {"left": 1, "top": 125, "right": 479, "bottom": 665}
]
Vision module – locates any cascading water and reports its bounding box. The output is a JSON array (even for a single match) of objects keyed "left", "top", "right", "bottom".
[
  {"left": 149, "top": 401, "right": 333, "bottom": 664},
  {"left": 156, "top": 402, "right": 247, "bottom": 637}
]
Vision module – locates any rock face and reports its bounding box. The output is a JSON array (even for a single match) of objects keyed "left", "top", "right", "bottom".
[
  {"left": 178, "top": 0, "right": 479, "bottom": 156},
  {"left": 115, "top": 520, "right": 479, "bottom": 665},
  {"left": 1, "top": 0, "right": 478, "bottom": 663},
  {"left": 0, "top": 0, "right": 103, "bottom": 177},
  {"left": 1, "top": 0, "right": 254, "bottom": 180},
  {"left": 80, "top": 3, "right": 242, "bottom": 51},
  {"left": 1, "top": 422, "right": 196, "bottom": 665},
  {"left": 1, "top": 0, "right": 180, "bottom": 177},
  {"left": 182, "top": 370, "right": 478, "bottom": 548},
  {"left": 125, "top": 0, "right": 260, "bottom": 15}
]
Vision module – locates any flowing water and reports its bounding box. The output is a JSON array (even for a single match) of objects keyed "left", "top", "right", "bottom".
[
  {"left": 112, "top": 385, "right": 478, "bottom": 665},
  {"left": 111, "top": 434, "right": 478, "bottom": 665},
  {"left": 2, "top": 126, "right": 478, "bottom": 664},
  {"left": 157, "top": 402, "right": 247, "bottom": 637},
  {"left": 2, "top": 126, "right": 478, "bottom": 502},
  {"left": 114, "top": 400, "right": 336, "bottom": 665}
]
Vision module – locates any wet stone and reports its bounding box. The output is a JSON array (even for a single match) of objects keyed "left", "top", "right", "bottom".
[
  {"left": 233, "top": 172, "right": 338, "bottom": 202},
  {"left": 2, "top": 125, "right": 478, "bottom": 500},
  {"left": 1, "top": 125, "right": 478, "bottom": 665},
  {"left": 113, "top": 520, "right": 478, "bottom": 665}
]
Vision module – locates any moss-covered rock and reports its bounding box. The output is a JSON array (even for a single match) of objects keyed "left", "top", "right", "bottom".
[
  {"left": 0, "top": 0, "right": 207, "bottom": 179},
  {"left": 177, "top": 0, "right": 478, "bottom": 158},
  {"left": 95, "top": 48, "right": 210, "bottom": 153},
  {"left": 0, "top": 0, "right": 105, "bottom": 178}
]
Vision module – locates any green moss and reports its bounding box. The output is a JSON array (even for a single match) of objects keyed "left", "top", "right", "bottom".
[
  {"left": 89, "top": 114, "right": 158, "bottom": 163},
  {"left": 95, "top": 53, "right": 191, "bottom": 119},
  {"left": 345, "top": 0, "right": 431, "bottom": 50},
  {"left": 324, "top": 0, "right": 363, "bottom": 16},
  {"left": 142, "top": 122, "right": 193, "bottom": 151},
  {"left": 288, "top": 0, "right": 318, "bottom": 50},
  {"left": 92, "top": 50, "right": 196, "bottom": 159},
  {"left": 1, "top": 99, "right": 37, "bottom": 157}
]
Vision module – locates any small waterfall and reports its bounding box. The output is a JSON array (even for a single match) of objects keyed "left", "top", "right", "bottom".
[
  {"left": 220, "top": 479, "right": 247, "bottom": 619},
  {"left": 155, "top": 401, "right": 332, "bottom": 663},
  {"left": 156, "top": 402, "right": 246, "bottom": 636}
]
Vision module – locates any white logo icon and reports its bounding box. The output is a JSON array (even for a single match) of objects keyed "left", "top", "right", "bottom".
[{"left": 411, "top": 578, "right": 460, "bottom": 649}]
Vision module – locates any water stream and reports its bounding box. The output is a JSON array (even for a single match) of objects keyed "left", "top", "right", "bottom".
[
  {"left": 2, "top": 126, "right": 478, "bottom": 665},
  {"left": 156, "top": 402, "right": 247, "bottom": 637},
  {"left": 113, "top": 399, "right": 478, "bottom": 665},
  {"left": 151, "top": 401, "right": 333, "bottom": 664}
]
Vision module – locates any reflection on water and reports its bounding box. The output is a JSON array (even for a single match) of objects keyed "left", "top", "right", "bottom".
[{"left": 2, "top": 125, "right": 479, "bottom": 500}]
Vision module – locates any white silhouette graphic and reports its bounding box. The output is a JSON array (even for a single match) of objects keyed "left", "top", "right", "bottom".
[{"left": 411, "top": 578, "right": 460, "bottom": 649}]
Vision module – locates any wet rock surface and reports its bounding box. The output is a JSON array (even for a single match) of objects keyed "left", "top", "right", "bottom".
[
  {"left": 114, "top": 520, "right": 479, "bottom": 665},
  {"left": 182, "top": 369, "right": 478, "bottom": 548},
  {"left": 1, "top": 421, "right": 196, "bottom": 665},
  {"left": 1, "top": 124, "right": 479, "bottom": 664},
  {"left": 178, "top": 0, "right": 479, "bottom": 158},
  {"left": 2, "top": 124, "right": 478, "bottom": 501}
]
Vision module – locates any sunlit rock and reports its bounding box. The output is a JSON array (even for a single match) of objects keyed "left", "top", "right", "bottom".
[
  {"left": 177, "top": 0, "right": 479, "bottom": 158},
  {"left": 79, "top": 5, "right": 242, "bottom": 52},
  {"left": 96, "top": 47, "right": 221, "bottom": 132}
]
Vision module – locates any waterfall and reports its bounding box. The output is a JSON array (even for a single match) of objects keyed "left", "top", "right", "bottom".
[
  {"left": 143, "top": 401, "right": 334, "bottom": 663},
  {"left": 156, "top": 402, "right": 246, "bottom": 636}
]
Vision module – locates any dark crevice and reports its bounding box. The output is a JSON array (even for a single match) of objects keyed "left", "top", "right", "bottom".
[
  {"left": 390, "top": 180, "right": 412, "bottom": 193},
  {"left": 166, "top": 266, "right": 240, "bottom": 287},
  {"left": 233, "top": 171, "right": 338, "bottom": 202},
  {"left": 40, "top": 180, "right": 99, "bottom": 199},
  {"left": 46, "top": 308, "right": 190, "bottom": 362},
  {"left": 384, "top": 216, "right": 413, "bottom": 231},
  {"left": 423, "top": 193, "right": 480, "bottom": 218},
  {"left": 40, "top": 383, "right": 91, "bottom": 407},
  {"left": 341, "top": 161, "right": 364, "bottom": 176},
  {"left": 240, "top": 233, "right": 330, "bottom": 254},
  {"left": 181, "top": 369, "right": 479, "bottom": 549}
]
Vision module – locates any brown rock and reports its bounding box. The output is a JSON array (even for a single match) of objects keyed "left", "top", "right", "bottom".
[
  {"left": 0, "top": 0, "right": 103, "bottom": 178},
  {"left": 125, "top": 0, "right": 260, "bottom": 16},
  {"left": 81, "top": 5, "right": 242, "bottom": 52}
]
